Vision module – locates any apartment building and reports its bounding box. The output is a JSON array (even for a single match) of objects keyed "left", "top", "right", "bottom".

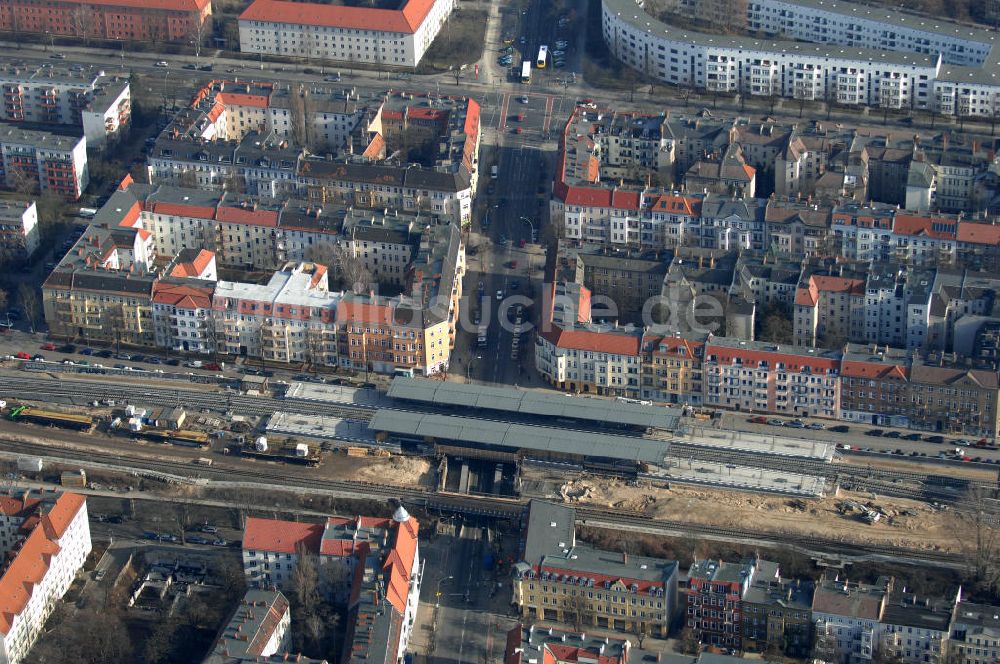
[
  {"left": 0, "top": 65, "right": 131, "bottom": 149},
  {"left": 42, "top": 225, "right": 157, "bottom": 347},
  {"left": 239, "top": 0, "right": 455, "bottom": 68},
  {"left": 571, "top": 248, "right": 670, "bottom": 323},
  {"left": 148, "top": 88, "right": 480, "bottom": 226},
  {"left": 202, "top": 590, "right": 316, "bottom": 664},
  {"left": 703, "top": 337, "right": 841, "bottom": 418},
  {"left": 0, "top": 490, "right": 91, "bottom": 664},
  {"left": 950, "top": 601, "right": 1000, "bottom": 664},
  {"left": 878, "top": 591, "right": 954, "bottom": 664},
  {"left": 839, "top": 345, "right": 912, "bottom": 426},
  {"left": 504, "top": 624, "right": 632, "bottom": 664},
  {"left": 535, "top": 323, "right": 644, "bottom": 398},
  {"left": 686, "top": 558, "right": 760, "bottom": 648},
  {"left": 513, "top": 501, "right": 678, "bottom": 638},
  {"left": 0, "top": 198, "right": 36, "bottom": 263},
  {"left": 640, "top": 332, "right": 705, "bottom": 404},
  {"left": 792, "top": 272, "right": 866, "bottom": 347},
  {"left": 907, "top": 362, "right": 1000, "bottom": 437},
  {"left": 731, "top": 251, "right": 802, "bottom": 309},
  {"left": 741, "top": 570, "right": 813, "bottom": 657},
  {"left": 602, "top": 0, "right": 1000, "bottom": 118},
  {"left": 812, "top": 576, "right": 892, "bottom": 664},
  {"left": 0, "top": 125, "right": 87, "bottom": 199},
  {"left": 831, "top": 204, "right": 896, "bottom": 263},
  {"left": 213, "top": 262, "right": 341, "bottom": 366},
  {"left": 242, "top": 505, "right": 421, "bottom": 664},
  {"left": 684, "top": 144, "right": 757, "bottom": 200},
  {"left": 0, "top": 0, "right": 212, "bottom": 43},
  {"left": 152, "top": 278, "right": 217, "bottom": 355}
]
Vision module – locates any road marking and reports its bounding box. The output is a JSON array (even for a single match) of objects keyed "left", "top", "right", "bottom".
[
  {"left": 542, "top": 94, "right": 555, "bottom": 134},
  {"left": 498, "top": 93, "right": 511, "bottom": 130}
]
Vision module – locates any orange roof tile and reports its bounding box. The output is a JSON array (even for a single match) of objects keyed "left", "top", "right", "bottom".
[
  {"left": 540, "top": 326, "right": 641, "bottom": 356},
  {"left": 240, "top": 0, "right": 437, "bottom": 34},
  {"left": 0, "top": 492, "right": 86, "bottom": 635},
  {"left": 958, "top": 222, "right": 1000, "bottom": 245},
  {"left": 218, "top": 92, "right": 270, "bottom": 110},
  {"left": 841, "top": 360, "right": 909, "bottom": 380},
  {"left": 810, "top": 275, "right": 865, "bottom": 295},
  {"left": 242, "top": 517, "right": 323, "bottom": 555},
  {"left": 216, "top": 206, "right": 279, "bottom": 227},
  {"left": 893, "top": 214, "right": 957, "bottom": 240},
  {"left": 337, "top": 299, "right": 394, "bottom": 325},
  {"left": 152, "top": 282, "right": 214, "bottom": 308},
  {"left": 383, "top": 517, "right": 418, "bottom": 615}
]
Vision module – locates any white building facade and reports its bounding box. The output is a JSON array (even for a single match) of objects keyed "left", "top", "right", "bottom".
[{"left": 238, "top": 0, "right": 456, "bottom": 67}]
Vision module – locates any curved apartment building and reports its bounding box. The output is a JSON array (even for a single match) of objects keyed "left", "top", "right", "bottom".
[{"left": 602, "top": 0, "right": 1000, "bottom": 116}]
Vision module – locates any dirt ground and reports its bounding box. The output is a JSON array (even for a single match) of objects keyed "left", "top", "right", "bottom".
[
  {"left": 555, "top": 473, "right": 965, "bottom": 554},
  {"left": 349, "top": 454, "right": 434, "bottom": 487}
]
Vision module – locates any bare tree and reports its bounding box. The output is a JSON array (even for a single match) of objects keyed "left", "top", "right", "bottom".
[
  {"left": 17, "top": 283, "right": 39, "bottom": 333},
  {"left": 71, "top": 4, "right": 96, "bottom": 45},
  {"left": 952, "top": 487, "right": 1000, "bottom": 594},
  {"left": 306, "top": 242, "right": 373, "bottom": 295},
  {"left": 189, "top": 16, "right": 210, "bottom": 61},
  {"left": 178, "top": 170, "right": 198, "bottom": 188},
  {"left": 288, "top": 85, "right": 315, "bottom": 150},
  {"left": 6, "top": 160, "right": 37, "bottom": 195},
  {"left": 290, "top": 542, "right": 322, "bottom": 652}
]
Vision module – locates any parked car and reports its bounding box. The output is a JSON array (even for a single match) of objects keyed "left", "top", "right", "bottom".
[
  {"left": 955, "top": 439, "right": 972, "bottom": 446},
  {"left": 31, "top": 354, "right": 44, "bottom": 361},
  {"left": 58, "top": 344, "right": 76, "bottom": 353},
  {"left": 201, "top": 525, "right": 219, "bottom": 534},
  {"left": 807, "top": 422, "right": 825, "bottom": 430},
  {"left": 749, "top": 416, "right": 768, "bottom": 424},
  {"left": 187, "top": 536, "right": 211, "bottom": 545},
  {"left": 901, "top": 433, "right": 923, "bottom": 441},
  {"left": 865, "top": 429, "right": 885, "bottom": 437},
  {"left": 96, "top": 349, "right": 113, "bottom": 358},
  {"left": 205, "top": 362, "right": 222, "bottom": 371},
  {"left": 143, "top": 531, "right": 158, "bottom": 540},
  {"left": 926, "top": 435, "right": 945, "bottom": 444},
  {"left": 15, "top": 352, "right": 30, "bottom": 360},
  {"left": 212, "top": 539, "right": 228, "bottom": 547},
  {"left": 166, "top": 358, "right": 181, "bottom": 366},
  {"left": 154, "top": 61, "right": 169, "bottom": 67},
  {"left": 883, "top": 430, "right": 902, "bottom": 439},
  {"left": 146, "top": 356, "right": 161, "bottom": 364},
  {"left": 80, "top": 347, "right": 94, "bottom": 356},
  {"left": 41, "top": 343, "right": 56, "bottom": 351},
  {"left": 785, "top": 420, "right": 806, "bottom": 429},
  {"left": 767, "top": 418, "right": 784, "bottom": 426}
]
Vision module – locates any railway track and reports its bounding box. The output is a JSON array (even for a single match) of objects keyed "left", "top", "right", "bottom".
[
  {"left": 0, "top": 373, "right": 992, "bottom": 506},
  {"left": 0, "top": 434, "right": 967, "bottom": 568}
]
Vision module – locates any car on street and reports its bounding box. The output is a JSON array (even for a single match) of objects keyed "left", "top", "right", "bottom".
[
  {"left": 902, "top": 432, "right": 922, "bottom": 441},
  {"left": 785, "top": 420, "right": 806, "bottom": 428},
  {"left": 554, "top": 61, "right": 566, "bottom": 68},
  {"left": 555, "top": 40, "right": 568, "bottom": 48},
  {"left": 80, "top": 347, "right": 94, "bottom": 355},
  {"left": 865, "top": 429, "right": 885, "bottom": 436},
  {"left": 496, "top": 290, "right": 503, "bottom": 300},
  {"left": 143, "top": 531, "right": 158, "bottom": 540},
  {"left": 767, "top": 418, "right": 784, "bottom": 426},
  {"left": 154, "top": 61, "right": 168, "bottom": 67},
  {"left": 58, "top": 344, "right": 76, "bottom": 353},
  {"left": 96, "top": 350, "right": 113, "bottom": 358},
  {"left": 749, "top": 416, "right": 768, "bottom": 424},
  {"left": 94, "top": 569, "right": 106, "bottom": 581},
  {"left": 884, "top": 430, "right": 901, "bottom": 438},
  {"left": 807, "top": 422, "right": 825, "bottom": 430},
  {"left": 201, "top": 525, "right": 219, "bottom": 533},
  {"left": 955, "top": 439, "right": 972, "bottom": 446},
  {"left": 519, "top": 36, "right": 527, "bottom": 43},
  {"left": 187, "top": 536, "right": 211, "bottom": 545},
  {"left": 508, "top": 260, "right": 518, "bottom": 269},
  {"left": 146, "top": 356, "right": 161, "bottom": 364},
  {"left": 50, "top": 53, "right": 66, "bottom": 59},
  {"left": 166, "top": 358, "right": 181, "bottom": 366},
  {"left": 325, "top": 74, "right": 342, "bottom": 82},
  {"left": 212, "top": 539, "right": 228, "bottom": 547},
  {"left": 113, "top": 364, "right": 126, "bottom": 370},
  {"left": 41, "top": 343, "right": 56, "bottom": 351},
  {"left": 926, "top": 435, "right": 945, "bottom": 444},
  {"left": 205, "top": 362, "right": 222, "bottom": 371},
  {"left": 31, "top": 354, "right": 44, "bottom": 361},
  {"left": 183, "top": 63, "right": 197, "bottom": 70},
  {"left": 511, "top": 280, "right": 521, "bottom": 289},
  {"left": 553, "top": 50, "right": 566, "bottom": 57},
  {"left": 14, "top": 352, "right": 30, "bottom": 360},
  {"left": 519, "top": 95, "right": 529, "bottom": 103},
  {"left": 159, "top": 534, "right": 178, "bottom": 543}
]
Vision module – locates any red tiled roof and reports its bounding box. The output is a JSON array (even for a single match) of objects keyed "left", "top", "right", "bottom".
[
  {"left": 649, "top": 194, "right": 701, "bottom": 216},
  {"left": 706, "top": 343, "right": 839, "bottom": 373},
  {"left": 893, "top": 214, "right": 957, "bottom": 240},
  {"left": 362, "top": 133, "right": 385, "bottom": 159},
  {"left": 336, "top": 299, "right": 394, "bottom": 325},
  {"left": 539, "top": 563, "right": 665, "bottom": 594},
  {"left": 242, "top": 517, "right": 323, "bottom": 555},
  {"left": 644, "top": 333, "right": 704, "bottom": 358},
  {"left": 540, "top": 325, "right": 641, "bottom": 356},
  {"left": 239, "top": 0, "right": 437, "bottom": 34},
  {"left": 384, "top": 517, "right": 418, "bottom": 615},
  {"left": 168, "top": 249, "right": 215, "bottom": 279},
  {"left": 152, "top": 282, "right": 214, "bottom": 308},
  {"left": 545, "top": 643, "right": 623, "bottom": 664},
  {"left": 218, "top": 92, "right": 270, "bottom": 109},
  {"left": 811, "top": 275, "right": 865, "bottom": 295},
  {"left": 216, "top": 206, "right": 279, "bottom": 227},
  {"left": 149, "top": 201, "right": 216, "bottom": 220},
  {"left": 958, "top": 222, "right": 1000, "bottom": 245},
  {"left": 794, "top": 285, "right": 818, "bottom": 307},
  {"left": 841, "top": 360, "right": 909, "bottom": 381},
  {"left": 0, "top": 492, "right": 86, "bottom": 635}
]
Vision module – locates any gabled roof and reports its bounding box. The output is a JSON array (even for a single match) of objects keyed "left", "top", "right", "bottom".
[
  {"left": 242, "top": 517, "right": 324, "bottom": 555},
  {"left": 958, "top": 222, "right": 1000, "bottom": 246},
  {"left": 841, "top": 360, "right": 909, "bottom": 381},
  {"left": 893, "top": 214, "right": 958, "bottom": 241},
  {"left": 240, "top": 0, "right": 438, "bottom": 34},
  {"left": 539, "top": 325, "right": 642, "bottom": 356}
]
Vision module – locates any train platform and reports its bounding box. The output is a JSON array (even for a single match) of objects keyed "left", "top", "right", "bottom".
[
  {"left": 283, "top": 382, "right": 386, "bottom": 408},
  {"left": 653, "top": 458, "right": 827, "bottom": 496},
  {"left": 264, "top": 411, "right": 381, "bottom": 447},
  {"left": 666, "top": 425, "right": 835, "bottom": 462}
]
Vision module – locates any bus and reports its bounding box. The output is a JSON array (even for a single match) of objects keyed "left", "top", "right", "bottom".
[
  {"left": 536, "top": 45, "right": 548, "bottom": 68},
  {"left": 521, "top": 61, "right": 531, "bottom": 83}
]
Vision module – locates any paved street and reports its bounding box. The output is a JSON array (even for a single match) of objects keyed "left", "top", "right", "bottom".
[{"left": 414, "top": 521, "right": 516, "bottom": 664}]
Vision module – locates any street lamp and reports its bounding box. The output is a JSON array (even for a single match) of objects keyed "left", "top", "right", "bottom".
[{"left": 435, "top": 575, "right": 454, "bottom": 607}]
